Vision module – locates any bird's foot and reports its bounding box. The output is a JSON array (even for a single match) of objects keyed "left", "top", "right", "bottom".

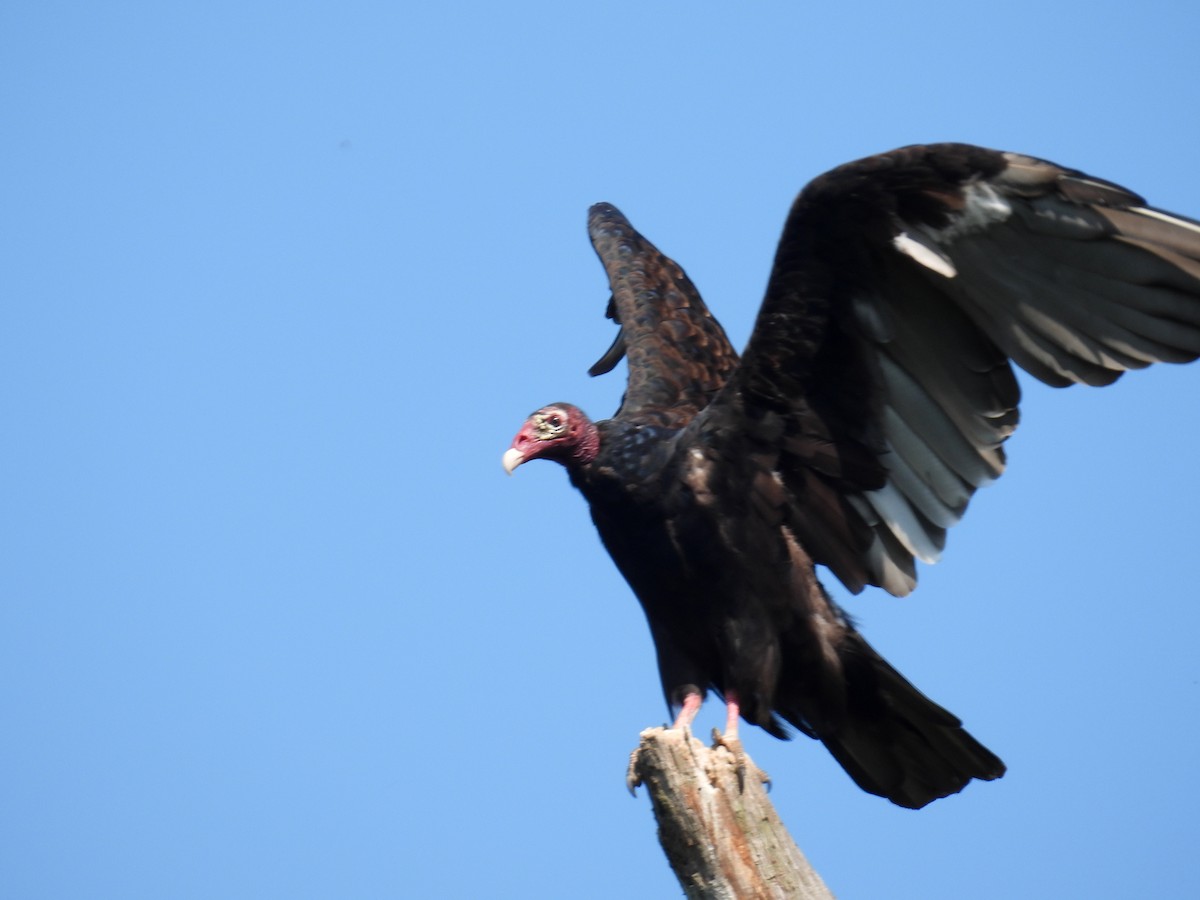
[{"left": 711, "top": 728, "right": 771, "bottom": 793}]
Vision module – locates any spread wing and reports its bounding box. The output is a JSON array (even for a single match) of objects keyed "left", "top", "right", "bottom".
[
  {"left": 691, "top": 143, "right": 1200, "bottom": 596},
  {"left": 586, "top": 203, "right": 740, "bottom": 427}
]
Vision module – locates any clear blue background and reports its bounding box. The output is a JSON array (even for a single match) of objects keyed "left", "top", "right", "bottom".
[{"left": 3, "top": 3, "right": 1199, "bottom": 898}]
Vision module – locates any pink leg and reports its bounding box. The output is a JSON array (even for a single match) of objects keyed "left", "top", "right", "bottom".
[
  {"left": 715, "top": 689, "right": 766, "bottom": 790},
  {"left": 671, "top": 691, "right": 703, "bottom": 730},
  {"left": 724, "top": 689, "right": 741, "bottom": 738}
]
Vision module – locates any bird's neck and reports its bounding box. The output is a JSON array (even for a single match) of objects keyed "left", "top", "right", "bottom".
[{"left": 572, "top": 418, "right": 602, "bottom": 468}]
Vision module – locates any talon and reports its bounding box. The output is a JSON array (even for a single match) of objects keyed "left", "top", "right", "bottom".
[
  {"left": 626, "top": 746, "right": 643, "bottom": 796},
  {"left": 711, "top": 721, "right": 769, "bottom": 792}
]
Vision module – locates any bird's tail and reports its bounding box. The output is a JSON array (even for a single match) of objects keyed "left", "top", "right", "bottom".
[{"left": 786, "top": 632, "right": 1005, "bottom": 809}]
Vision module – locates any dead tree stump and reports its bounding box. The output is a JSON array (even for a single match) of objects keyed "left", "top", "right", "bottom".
[{"left": 628, "top": 727, "right": 835, "bottom": 900}]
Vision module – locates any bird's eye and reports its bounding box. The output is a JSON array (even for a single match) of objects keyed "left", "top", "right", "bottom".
[{"left": 537, "top": 412, "right": 567, "bottom": 439}]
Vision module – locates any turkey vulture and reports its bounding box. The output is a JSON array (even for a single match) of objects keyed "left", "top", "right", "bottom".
[{"left": 503, "top": 143, "right": 1200, "bottom": 809}]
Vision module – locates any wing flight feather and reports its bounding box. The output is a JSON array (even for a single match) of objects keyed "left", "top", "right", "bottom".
[{"left": 678, "top": 144, "right": 1200, "bottom": 594}]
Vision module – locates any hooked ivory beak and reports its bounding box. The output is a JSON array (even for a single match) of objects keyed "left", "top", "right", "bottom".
[{"left": 502, "top": 447, "right": 525, "bottom": 475}]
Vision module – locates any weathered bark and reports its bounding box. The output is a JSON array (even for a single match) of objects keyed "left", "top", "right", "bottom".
[{"left": 628, "top": 727, "right": 835, "bottom": 900}]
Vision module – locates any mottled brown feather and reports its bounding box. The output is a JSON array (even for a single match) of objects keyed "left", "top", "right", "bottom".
[{"left": 587, "top": 203, "right": 740, "bottom": 426}]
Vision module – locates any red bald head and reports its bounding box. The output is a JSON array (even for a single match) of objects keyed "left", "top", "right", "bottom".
[{"left": 503, "top": 403, "right": 601, "bottom": 474}]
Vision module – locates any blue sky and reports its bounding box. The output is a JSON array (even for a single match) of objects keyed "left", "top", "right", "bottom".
[{"left": 3, "top": 2, "right": 1199, "bottom": 898}]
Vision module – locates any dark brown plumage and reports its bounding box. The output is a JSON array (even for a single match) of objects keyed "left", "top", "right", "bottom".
[{"left": 504, "top": 144, "right": 1200, "bottom": 808}]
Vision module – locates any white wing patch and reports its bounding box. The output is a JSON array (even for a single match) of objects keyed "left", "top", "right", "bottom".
[
  {"left": 684, "top": 447, "right": 716, "bottom": 507},
  {"left": 893, "top": 180, "right": 1013, "bottom": 276},
  {"left": 944, "top": 181, "right": 1014, "bottom": 237},
  {"left": 893, "top": 232, "right": 958, "bottom": 278}
]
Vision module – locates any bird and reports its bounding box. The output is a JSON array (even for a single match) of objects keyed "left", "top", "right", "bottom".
[{"left": 502, "top": 143, "right": 1200, "bottom": 809}]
